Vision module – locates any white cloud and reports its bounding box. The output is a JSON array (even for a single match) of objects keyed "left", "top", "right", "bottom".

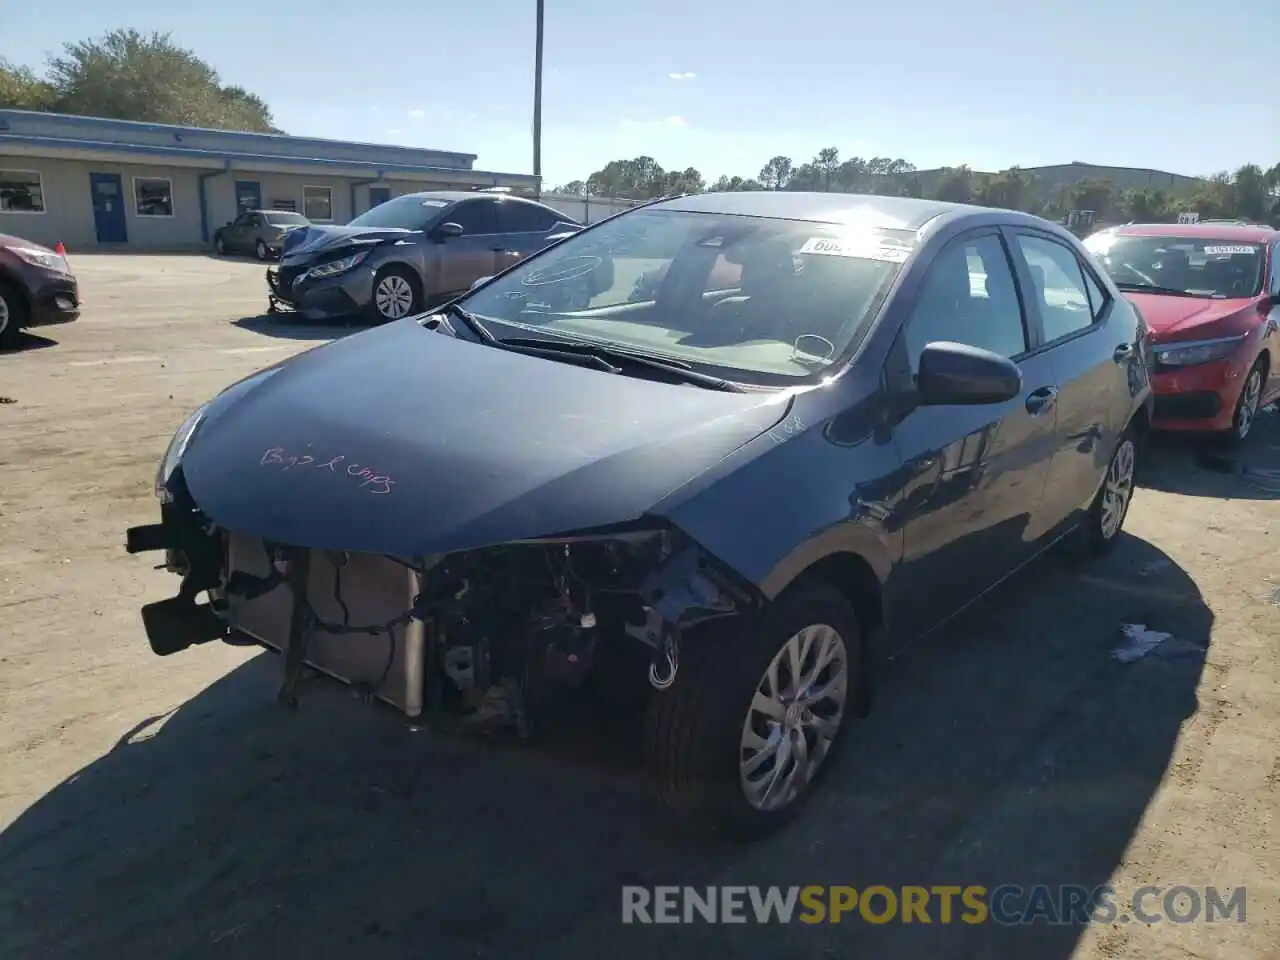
[
  {"left": 407, "top": 108, "right": 426, "bottom": 120},
  {"left": 386, "top": 128, "right": 403, "bottom": 137},
  {"left": 668, "top": 71, "right": 697, "bottom": 81},
  {"left": 622, "top": 115, "right": 689, "bottom": 129}
]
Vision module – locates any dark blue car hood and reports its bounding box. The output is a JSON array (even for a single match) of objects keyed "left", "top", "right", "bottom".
[{"left": 181, "top": 320, "right": 792, "bottom": 556}]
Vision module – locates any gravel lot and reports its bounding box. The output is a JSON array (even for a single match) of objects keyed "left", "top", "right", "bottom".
[{"left": 1, "top": 253, "right": 1277, "bottom": 959}]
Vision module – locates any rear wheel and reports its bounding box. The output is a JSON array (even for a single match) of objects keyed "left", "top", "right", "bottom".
[
  {"left": 0, "top": 280, "right": 27, "bottom": 350},
  {"left": 1075, "top": 425, "right": 1138, "bottom": 557},
  {"left": 255, "top": 239, "right": 269, "bottom": 261},
  {"left": 644, "top": 581, "right": 860, "bottom": 838},
  {"left": 370, "top": 266, "right": 422, "bottom": 322}
]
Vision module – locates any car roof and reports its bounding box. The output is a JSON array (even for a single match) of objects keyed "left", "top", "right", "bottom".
[
  {"left": 399, "top": 190, "right": 549, "bottom": 206},
  {"left": 1104, "top": 223, "right": 1276, "bottom": 243},
  {"left": 648, "top": 191, "right": 989, "bottom": 231}
]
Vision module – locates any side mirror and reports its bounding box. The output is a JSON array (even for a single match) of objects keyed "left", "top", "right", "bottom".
[
  {"left": 469, "top": 275, "right": 493, "bottom": 290},
  {"left": 916, "top": 341, "right": 1022, "bottom": 406},
  {"left": 433, "top": 221, "right": 464, "bottom": 241}
]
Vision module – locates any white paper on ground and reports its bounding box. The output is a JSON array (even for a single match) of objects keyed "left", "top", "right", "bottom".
[{"left": 1114, "top": 624, "right": 1173, "bottom": 663}]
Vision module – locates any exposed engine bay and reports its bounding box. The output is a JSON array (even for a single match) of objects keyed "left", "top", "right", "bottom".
[{"left": 129, "top": 480, "right": 751, "bottom": 736}]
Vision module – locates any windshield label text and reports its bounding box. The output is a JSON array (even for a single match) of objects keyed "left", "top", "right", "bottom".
[
  {"left": 799, "top": 236, "right": 911, "bottom": 263},
  {"left": 1202, "top": 245, "right": 1256, "bottom": 256}
]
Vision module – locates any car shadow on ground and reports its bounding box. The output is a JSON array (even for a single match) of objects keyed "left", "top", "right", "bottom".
[
  {"left": 233, "top": 313, "right": 363, "bottom": 342},
  {"left": 0, "top": 534, "right": 1211, "bottom": 960},
  {"left": 0, "top": 331, "right": 58, "bottom": 356},
  {"left": 1140, "top": 404, "right": 1280, "bottom": 500}
]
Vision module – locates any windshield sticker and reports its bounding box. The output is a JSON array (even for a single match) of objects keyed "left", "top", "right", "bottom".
[
  {"left": 799, "top": 236, "right": 912, "bottom": 263},
  {"left": 1203, "top": 245, "right": 1256, "bottom": 256},
  {"left": 420, "top": 199, "right": 448, "bottom": 207}
]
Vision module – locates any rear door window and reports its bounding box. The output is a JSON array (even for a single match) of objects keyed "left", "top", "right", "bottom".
[{"left": 1012, "top": 234, "right": 1099, "bottom": 342}]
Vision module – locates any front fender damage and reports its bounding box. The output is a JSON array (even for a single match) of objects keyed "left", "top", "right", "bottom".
[{"left": 127, "top": 485, "right": 760, "bottom": 733}]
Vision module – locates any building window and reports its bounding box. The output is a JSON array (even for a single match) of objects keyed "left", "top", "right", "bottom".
[
  {"left": 303, "top": 185, "right": 333, "bottom": 222},
  {"left": 134, "top": 177, "right": 174, "bottom": 217},
  {"left": 0, "top": 169, "right": 46, "bottom": 213}
]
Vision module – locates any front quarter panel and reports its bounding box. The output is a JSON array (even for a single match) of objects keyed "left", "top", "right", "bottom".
[{"left": 652, "top": 384, "right": 903, "bottom": 602}]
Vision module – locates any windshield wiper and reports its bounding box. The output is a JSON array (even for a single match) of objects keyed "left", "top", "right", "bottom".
[
  {"left": 1114, "top": 282, "right": 1196, "bottom": 297},
  {"left": 500, "top": 337, "right": 745, "bottom": 392},
  {"left": 443, "top": 303, "right": 499, "bottom": 344}
]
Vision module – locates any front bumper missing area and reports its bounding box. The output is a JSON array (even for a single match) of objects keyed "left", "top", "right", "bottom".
[{"left": 126, "top": 522, "right": 427, "bottom": 716}]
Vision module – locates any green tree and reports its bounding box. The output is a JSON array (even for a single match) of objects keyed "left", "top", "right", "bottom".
[
  {"left": 19, "top": 29, "right": 281, "bottom": 132},
  {"left": 975, "top": 166, "right": 1033, "bottom": 211},
  {"left": 758, "top": 156, "right": 793, "bottom": 190},
  {"left": 0, "top": 58, "right": 55, "bottom": 110},
  {"left": 1068, "top": 178, "right": 1115, "bottom": 219},
  {"left": 551, "top": 180, "right": 590, "bottom": 196},
  {"left": 1119, "top": 188, "right": 1171, "bottom": 222},
  {"left": 931, "top": 166, "right": 974, "bottom": 203}
]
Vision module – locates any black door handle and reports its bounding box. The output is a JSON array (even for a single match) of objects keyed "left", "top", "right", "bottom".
[
  {"left": 1113, "top": 343, "right": 1134, "bottom": 362},
  {"left": 1025, "top": 385, "right": 1058, "bottom": 416}
]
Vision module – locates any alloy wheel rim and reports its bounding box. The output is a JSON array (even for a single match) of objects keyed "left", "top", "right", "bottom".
[
  {"left": 739, "top": 623, "right": 848, "bottom": 812},
  {"left": 1100, "top": 439, "right": 1136, "bottom": 540},
  {"left": 257, "top": 241, "right": 267, "bottom": 259},
  {"left": 0, "top": 294, "right": 9, "bottom": 335},
  {"left": 1236, "top": 370, "right": 1262, "bottom": 439},
  {"left": 375, "top": 276, "right": 414, "bottom": 319}
]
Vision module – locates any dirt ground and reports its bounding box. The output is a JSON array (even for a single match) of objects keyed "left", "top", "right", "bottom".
[{"left": 0, "top": 253, "right": 1277, "bottom": 960}]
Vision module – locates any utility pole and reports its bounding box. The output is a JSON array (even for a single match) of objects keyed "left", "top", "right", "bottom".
[{"left": 533, "top": 0, "right": 544, "bottom": 194}]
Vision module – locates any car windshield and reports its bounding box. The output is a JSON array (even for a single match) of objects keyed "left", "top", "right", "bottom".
[
  {"left": 347, "top": 194, "right": 450, "bottom": 230},
  {"left": 264, "top": 212, "right": 308, "bottom": 226},
  {"left": 1084, "top": 233, "right": 1265, "bottom": 299},
  {"left": 459, "top": 208, "right": 915, "bottom": 385}
]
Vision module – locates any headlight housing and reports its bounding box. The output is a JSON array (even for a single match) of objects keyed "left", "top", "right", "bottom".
[
  {"left": 155, "top": 404, "right": 209, "bottom": 502},
  {"left": 307, "top": 249, "right": 370, "bottom": 279},
  {"left": 11, "top": 245, "right": 69, "bottom": 273},
  {"left": 1152, "top": 335, "right": 1245, "bottom": 367}
]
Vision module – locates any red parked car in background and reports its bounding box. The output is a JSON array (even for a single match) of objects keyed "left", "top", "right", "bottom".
[{"left": 1084, "top": 223, "right": 1280, "bottom": 443}]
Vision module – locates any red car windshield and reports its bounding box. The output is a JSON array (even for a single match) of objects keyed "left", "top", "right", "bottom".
[{"left": 1084, "top": 233, "right": 1265, "bottom": 299}]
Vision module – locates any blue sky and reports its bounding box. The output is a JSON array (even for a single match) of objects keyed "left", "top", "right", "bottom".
[{"left": 3, "top": 0, "right": 1275, "bottom": 186}]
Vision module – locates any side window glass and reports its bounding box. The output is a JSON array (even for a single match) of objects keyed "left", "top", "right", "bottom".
[
  {"left": 449, "top": 200, "right": 497, "bottom": 235},
  {"left": 903, "top": 234, "right": 1027, "bottom": 369},
  {"left": 496, "top": 201, "right": 543, "bottom": 233},
  {"left": 1271, "top": 243, "right": 1280, "bottom": 296},
  {"left": 1014, "top": 234, "right": 1097, "bottom": 341},
  {"left": 1080, "top": 264, "right": 1109, "bottom": 319}
]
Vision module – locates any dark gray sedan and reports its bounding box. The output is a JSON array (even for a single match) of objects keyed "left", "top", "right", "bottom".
[
  {"left": 130, "top": 191, "right": 1154, "bottom": 838},
  {"left": 266, "top": 191, "right": 581, "bottom": 322},
  {"left": 214, "top": 210, "right": 311, "bottom": 261}
]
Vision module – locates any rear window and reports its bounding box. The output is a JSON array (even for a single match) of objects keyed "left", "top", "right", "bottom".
[
  {"left": 264, "top": 212, "right": 309, "bottom": 226},
  {"left": 1084, "top": 233, "right": 1264, "bottom": 299}
]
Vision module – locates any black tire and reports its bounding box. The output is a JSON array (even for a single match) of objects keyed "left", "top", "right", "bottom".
[
  {"left": 1220, "top": 357, "right": 1266, "bottom": 446},
  {"left": 0, "top": 279, "right": 27, "bottom": 350},
  {"left": 1075, "top": 424, "right": 1139, "bottom": 557},
  {"left": 369, "top": 265, "right": 423, "bottom": 322},
  {"left": 643, "top": 580, "right": 862, "bottom": 839},
  {"left": 214, "top": 235, "right": 227, "bottom": 256},
  {"left": 255, "top": 239, "right": 269, "bottom": 261}
]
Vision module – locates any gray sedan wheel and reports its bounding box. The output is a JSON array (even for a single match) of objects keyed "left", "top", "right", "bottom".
[
  {"left": 255, "top": 239, "right": 269, "bottom": 261},
  {"left": 0, "top": 282, "right": 25, "bottom": 349},
  {"left": 372, "top": 267, "right": 421, "bottom": 321}
]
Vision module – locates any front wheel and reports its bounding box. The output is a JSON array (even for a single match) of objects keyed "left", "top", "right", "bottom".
[
  {"left": 0, "top": 280, "right": 27, "bottom": 350},
  {"left": 370, "top": 266, "right": 422, "bottom": 322},
  {"left": 1222, "top": 359, "right": 1266, "bottom": 445},
  {"left": 644, "top": 581, "right": 861, "bottom": 838},
  {"left": 214, "top": 235, "right": 226, "bottom": 256},
  {"left": 1076, "top": 426, "right": 1138, "bottom": 557}
]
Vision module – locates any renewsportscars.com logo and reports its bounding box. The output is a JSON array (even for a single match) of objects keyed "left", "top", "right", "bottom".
[{"left": 621, "top": 885, "right": 1248, "bottom": 926}]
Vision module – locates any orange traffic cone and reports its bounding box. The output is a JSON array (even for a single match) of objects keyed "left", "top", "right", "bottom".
[{"left": 54, "top": 241, "right": 67, "bottom": 256}]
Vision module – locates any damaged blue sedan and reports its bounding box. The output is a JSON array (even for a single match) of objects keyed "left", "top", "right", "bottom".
[{"left": 126, "top": 191, "right": 1152, "bottom": 837}]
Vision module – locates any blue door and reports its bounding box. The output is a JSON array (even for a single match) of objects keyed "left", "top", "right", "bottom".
[
  {"left": 89, "top": 173, "right": 128, "bottom": 244},
  {"left": 368, "top": 186, "right": 391, "bottom": 210},
  {"left": 235, "top": 180, "right": 262, "bottom": 214}
]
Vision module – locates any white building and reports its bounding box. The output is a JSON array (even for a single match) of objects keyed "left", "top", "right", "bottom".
[{"left": 0, "top": 108, "right": 540, "bottom": 250}]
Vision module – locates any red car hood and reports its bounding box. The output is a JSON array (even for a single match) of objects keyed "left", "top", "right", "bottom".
[{"left": 1124, "top": 292, "right": 1255, "bottom": 340}]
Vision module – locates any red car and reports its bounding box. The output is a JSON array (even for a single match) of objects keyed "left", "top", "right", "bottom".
[{"left": 1084, "top": 223, "right": 1280, "bottom": 443}]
